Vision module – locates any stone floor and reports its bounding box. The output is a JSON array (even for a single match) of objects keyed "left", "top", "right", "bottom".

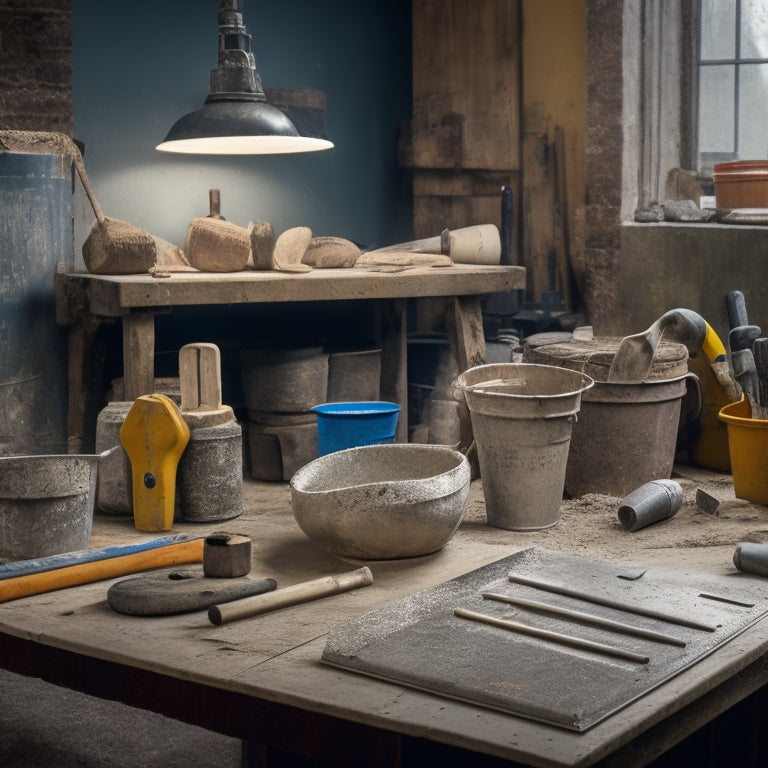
[{"left": 0, "top": 669, "right": 242, "bottom": 767}]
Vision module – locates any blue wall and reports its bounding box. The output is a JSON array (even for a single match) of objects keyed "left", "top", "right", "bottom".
[{"left": 72, "top": 0, "right": 413, "bottom": 251}]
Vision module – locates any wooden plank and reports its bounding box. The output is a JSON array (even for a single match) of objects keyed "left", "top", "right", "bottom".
[
  {"left": 1, "top": 477, "right": 768, "bottom": 767},
  {"left": 378, "top": 299, "right": 409, "bottom": 443},
  {"left": 554, "top": 126, "right": 574, "bottom": 312},
  {"left": 522, "top": 131, "right": 556, "bottom": 303},
  {"left": 411, "top": 0, "right": 522, "bottom": 171},
  {"left": 121, "top": 310, "right": 156, "bottom": 400},
  {"left": 65, "top": 266, "right": 525, "bottom": 315}
]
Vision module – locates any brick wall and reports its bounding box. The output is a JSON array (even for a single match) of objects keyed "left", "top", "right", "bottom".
[{"left": 0, "top": 1, "right": 72, "bottom": 133}]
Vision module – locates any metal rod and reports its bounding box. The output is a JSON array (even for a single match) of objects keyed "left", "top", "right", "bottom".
[
  {"left": 507, "top": 573, "right": 718, "bottom": 633},
  {"left": 454, "top": 608, "right": 650, "bottom": 664},
  {"left": 481, "top": 592, "right": 686, "bottom": 647}
]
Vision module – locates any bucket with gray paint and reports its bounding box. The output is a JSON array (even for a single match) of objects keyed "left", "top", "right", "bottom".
[{"left": 454, "top": 363, "right": 593, "bottom": 530}]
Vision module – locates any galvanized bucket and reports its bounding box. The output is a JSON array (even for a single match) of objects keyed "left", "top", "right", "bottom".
[
  {"left": 454, "top": 363, "right": 594, "bottom": 530},
  {"left": 564, "top": 375, "right": 689, "bottom": 498}
]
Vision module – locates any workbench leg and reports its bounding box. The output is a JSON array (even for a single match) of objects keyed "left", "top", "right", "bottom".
[
  {"left": 446, "top": 296, "right": 486, "bottom": 476},
  {"left": 379, "top": 298, "right": 408, "bottom": 443},
  {"left": 66, "top": 318, "right": 105, "bottom": 454},
  {"left": 122, "top": 310, "right": 156, "bottom": 401}
]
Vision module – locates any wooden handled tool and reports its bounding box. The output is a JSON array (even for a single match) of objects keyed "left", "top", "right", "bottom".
[
  {"left": 366, "top": 224, "right": 501, "bottom": 265},
  {"left": 0, "top": 534, "right": 192, "bottom": 581},
  {"left": 0, "top": 538, "right": 204, "bottom": 604},
  {"left": 208, "top": 566, "right": 373, "bottom": 626}
]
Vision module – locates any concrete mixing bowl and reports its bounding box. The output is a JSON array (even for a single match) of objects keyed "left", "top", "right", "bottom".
[
  {"left": 0, "top": 454, "right": 98, "bottom": 560},
  {"left": 289, "top": 443, "right": 470, "bottom": 560}
]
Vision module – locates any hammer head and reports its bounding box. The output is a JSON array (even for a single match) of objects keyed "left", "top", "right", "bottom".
[{"left": 203, "top": 533, "right": 252, "bottom": 578}]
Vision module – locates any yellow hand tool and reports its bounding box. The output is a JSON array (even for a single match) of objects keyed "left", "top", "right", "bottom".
[{"left": 120, "top": 394, "right": 190, "bottom": 532}]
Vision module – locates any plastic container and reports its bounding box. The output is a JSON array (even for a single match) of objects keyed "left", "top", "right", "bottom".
[
  {"left": 454, "top": 363, "right": 593, "bottom": 530},
  {"left": 718, "top": 398, "right": 768, "bottom": 504},
  {"left": 714, "top": 160, "right": 768, "bottom": 211},
  {"left": 312, "top": 402, "right": 401, "bottom": 456}
]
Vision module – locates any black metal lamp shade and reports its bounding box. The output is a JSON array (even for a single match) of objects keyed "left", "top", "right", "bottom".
[{"left": 156, "top": 0, "right": 333, "bottom": 155}]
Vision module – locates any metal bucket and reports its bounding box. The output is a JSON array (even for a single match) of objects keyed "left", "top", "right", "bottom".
[
  {"left": 454, "top": 363, "right": 594, "bottom": 530},
  {"left": 564, "top": 375, "right": 689, "bottom": 498},
  {"left": 0, "top": 454, "right": 98, "bottom": 559}
]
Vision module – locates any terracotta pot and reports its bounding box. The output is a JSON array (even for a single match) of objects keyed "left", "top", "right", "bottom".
[{"left": 714, "top": 160, "right": 768, "bottom": 211}]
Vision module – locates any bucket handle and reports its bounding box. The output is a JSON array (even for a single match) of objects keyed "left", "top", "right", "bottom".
[{"left": 682, "top": 371, "right": 702, "bottom": 423}]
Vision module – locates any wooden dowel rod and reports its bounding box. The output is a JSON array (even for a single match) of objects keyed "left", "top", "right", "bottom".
[
  {"left": 507, "top": 573, "right": 717, "bottom": 632},
  {"left": 482, "top": 592, "right": 686, "bottom": 647},
  {"left": 454, "top": 608, "right": 650, "bottom": 664},
  {"left": 209, "top": 566, "right": 373, "bottom": 626}
]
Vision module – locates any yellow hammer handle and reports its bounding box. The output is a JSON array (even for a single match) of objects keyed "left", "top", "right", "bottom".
[{"left": 0, "top": 538, "right": 204, "bottom": 604}]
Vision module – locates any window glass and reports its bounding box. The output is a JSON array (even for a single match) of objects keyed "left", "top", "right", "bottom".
[
  {"left": 698, "top": 65, "right": 735, "bottom": 155},
  {"left": 697, "top": 0, "right": 768, "bottom": 172},
  {"left": 741, "top": 0, "right": 768, "bottom": 58},
  {"left": 739, "top": 63, "right": 768, "bottom": 157},
  {"left": 700, "top": 0, "right": 736, "bottom": 59}
]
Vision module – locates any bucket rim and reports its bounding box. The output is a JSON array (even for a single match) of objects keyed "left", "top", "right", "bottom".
[
  {"left": 718, "top": 397, "right": 767, "bottom": 428},
  {"left": 290, "top": 443, "right": 469, "bottom": 495},
  {"left": 454, "top": 362, "right": 595, "bottom": 399},
  {"left": 312, "top": 401, "right": 401, "bottom": 417}
]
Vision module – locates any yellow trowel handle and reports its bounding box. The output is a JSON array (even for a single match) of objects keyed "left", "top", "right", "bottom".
[
  {"left": 700, "top": 321, "right": 740, "bottom": 403},
  {"left": 701, "top": 321, "right": 727, "bottom": 362},
  {"left": 120, "top": 394, "right": 190, "bottom": 532}
]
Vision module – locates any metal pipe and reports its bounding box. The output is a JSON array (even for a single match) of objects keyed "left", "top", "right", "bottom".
[{"left": 617, "top": 479, "right": 683, "bottom": 532}]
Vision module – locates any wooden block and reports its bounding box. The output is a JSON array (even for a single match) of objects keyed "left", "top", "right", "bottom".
[
  {"left": 203, "top": 534, "right": 252, "bottom": 578},
  {"left": 179, "top": 343, "right": 223, "bottom": 412}
]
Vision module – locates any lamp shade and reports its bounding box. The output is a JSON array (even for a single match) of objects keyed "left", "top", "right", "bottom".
[{"left": 156, "top": 0, "right": 333, "bottom": 155}]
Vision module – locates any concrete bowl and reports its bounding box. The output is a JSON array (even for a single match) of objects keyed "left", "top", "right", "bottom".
[{"left": 289, "top": 443, "right": 470, "bottom": 560}]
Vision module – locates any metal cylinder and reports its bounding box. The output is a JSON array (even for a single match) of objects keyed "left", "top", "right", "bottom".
[
  {"left": 617, "top": 479, "right": 683, "bottom": 532},
  {"left": 0, "top": 151, "right": 73, "bottom": 455},
  {"left": 733, "top": 541, "right": 768, "bottom": 577}
]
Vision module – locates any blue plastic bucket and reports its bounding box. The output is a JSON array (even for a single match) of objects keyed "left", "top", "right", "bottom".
[{"left": 312, "top": 402, "right": 401, "bottom": 456}]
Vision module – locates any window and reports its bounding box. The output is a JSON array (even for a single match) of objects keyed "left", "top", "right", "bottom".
[{"left": 697, "top": 0, "right": 768, "bottom": 174}]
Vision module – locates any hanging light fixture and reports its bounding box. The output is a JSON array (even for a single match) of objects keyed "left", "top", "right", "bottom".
[{"left": 156, "top": 0, "right": 333, "bottom": 155}]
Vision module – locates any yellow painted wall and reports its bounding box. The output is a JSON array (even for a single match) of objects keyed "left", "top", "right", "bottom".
[{"left": 522, "top": 0, "right": 587, "bottom": 223}]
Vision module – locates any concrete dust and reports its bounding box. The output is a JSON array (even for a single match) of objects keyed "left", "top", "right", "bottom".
[{"left": 458, "top": 463, "right": 768, "bottom": 571}]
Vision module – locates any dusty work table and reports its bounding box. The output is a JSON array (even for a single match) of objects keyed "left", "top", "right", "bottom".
[
  {"left": 54, "top": 264, "right": 524, "bottom": 452},
  {"left": 1, "top": 468, "right": 768, "bottom": 767}
]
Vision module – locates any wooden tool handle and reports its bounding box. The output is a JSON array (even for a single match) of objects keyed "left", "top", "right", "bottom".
[
  {"left": 208, "top": 566, "right": 373, "bottom": 626},
  {"left": 0, "top": 539, "right": 204, "bottom": 604}
]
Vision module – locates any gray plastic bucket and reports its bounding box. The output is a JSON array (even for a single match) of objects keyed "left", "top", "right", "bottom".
[
  {"left": 564, "top": 375, "right": 689, "bottom": 498},
  {"left": 454, "top": 363, "right": 594, "bottom": 530}
]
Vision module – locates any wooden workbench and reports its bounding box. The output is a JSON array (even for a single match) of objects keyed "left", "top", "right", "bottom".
[
  {"left": 1, "top": 469, "right": 768, "bottom": 767},
  {"left": 54, "top": 265, "right": 524, "bottom": 452}
]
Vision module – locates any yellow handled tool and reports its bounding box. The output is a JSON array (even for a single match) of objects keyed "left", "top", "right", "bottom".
[{"left": 120, "top": 394, "right": 190, "bottom": 532}]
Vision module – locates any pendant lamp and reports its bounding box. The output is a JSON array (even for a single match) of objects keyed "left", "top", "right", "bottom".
[{"left": 156, "top": 0, "right": 333, "bottom": 155}]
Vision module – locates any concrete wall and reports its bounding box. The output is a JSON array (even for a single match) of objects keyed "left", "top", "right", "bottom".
[
  {"left": 614, "top": 223, "right": 768, "bottom": 343},
  {"left": 71, "top": 1, "right": 413, "bottom": 254}
]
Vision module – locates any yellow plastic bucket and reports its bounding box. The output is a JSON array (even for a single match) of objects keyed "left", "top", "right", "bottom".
[{"left": 718, "top": 398, "right": 768, "bottom": 504}]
